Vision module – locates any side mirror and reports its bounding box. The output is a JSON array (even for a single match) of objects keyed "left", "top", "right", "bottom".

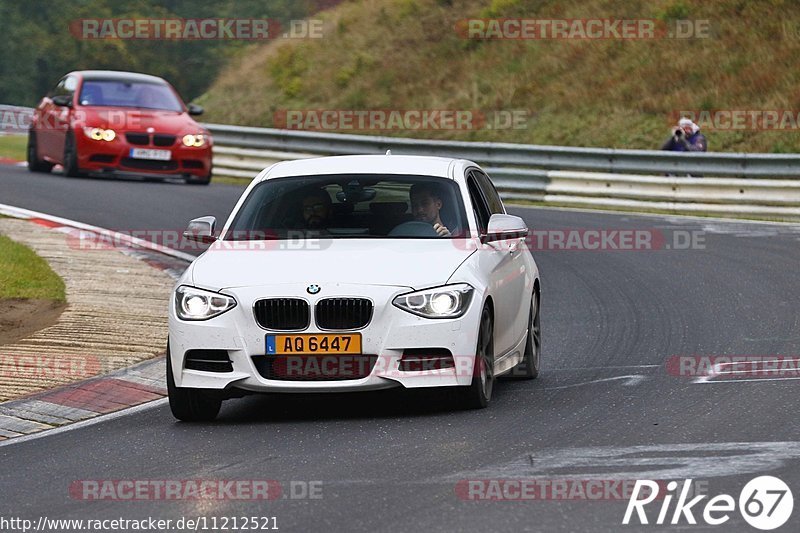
[
  {"left": 51, "top": 94, "right": 73, "bottom": 107},
  {"left": 183, "top": 216, "right": 217, "bottom": 243},
  {"left": 481, "top": 214, "right": 528, "bottom": 244},
  {"left": 187, "top": 103, "right": 204, "bottom": 116}
]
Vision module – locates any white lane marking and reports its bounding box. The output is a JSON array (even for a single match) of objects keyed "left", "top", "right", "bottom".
[
  {"left": 0, "top": 398, "right": 168, "bottom": 448},
  {"left": 547, "top": 365, "right": 660, "bottom": 371},
  {"left": 696, "top": 377, "right": 800, "bottom": 384},
  {"left": 715, "top": 358, "right": 800, "bottom": 375},
  {"left": 446, "top": 441, "right": 800, "bottom": 482},
  {"left": 0, "top": 203, "right": 195, "bottom": 262},
  {"left": 544, "top": 374, "right": 647, "bottom": 390},
  {"left": 693, "top": 358, "right": 800, "bottom": 384}
]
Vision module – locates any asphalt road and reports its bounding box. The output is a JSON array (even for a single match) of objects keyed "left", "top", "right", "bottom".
[{"left": 2, "top": 164, "right": 800, "bottom": 532}]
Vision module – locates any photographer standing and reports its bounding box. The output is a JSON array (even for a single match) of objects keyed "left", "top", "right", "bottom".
[{"left": 662, "top": 117, "right": 707, "bottom": 152}]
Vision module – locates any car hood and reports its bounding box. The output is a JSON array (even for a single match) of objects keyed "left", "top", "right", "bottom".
[
  {"left": 78, "top": 107, "right": 201, "bottom": 134},
  {"left": 190, "top": 238, "right": 475, "bottom": 291}
]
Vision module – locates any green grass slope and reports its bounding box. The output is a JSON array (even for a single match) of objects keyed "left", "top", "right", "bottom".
[
  {"left": 198, "top": 0, "right": 800, "bottom": 152},
  {"left": 0, "top": 235, "right": 66, "bottom": 301}
]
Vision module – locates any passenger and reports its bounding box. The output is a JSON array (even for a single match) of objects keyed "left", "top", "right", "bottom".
[{"left": 299, "top": 188, "right": 333, "bottom": 230}]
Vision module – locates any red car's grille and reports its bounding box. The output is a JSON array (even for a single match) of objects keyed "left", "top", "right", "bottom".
[
  {"left": 124, "top": 133, "right": 177, "bottom": 147},
  {"left": 153, "top": 134, "right": 176, "bottom": 146},
  {"left": 125, "top": 132, "right": 149, "bottom": 145}
]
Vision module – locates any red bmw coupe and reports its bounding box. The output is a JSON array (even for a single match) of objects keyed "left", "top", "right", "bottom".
[{"left": 28, "top": 70, "right": 213, "bottom": 185}]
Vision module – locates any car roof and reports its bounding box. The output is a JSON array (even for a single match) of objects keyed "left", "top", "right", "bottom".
[
  {"left": 70, "top": 70, "right": 168, "bottom": 85},
  {"left": 260, "top": 155, "right": 467, "bottom": 181}
]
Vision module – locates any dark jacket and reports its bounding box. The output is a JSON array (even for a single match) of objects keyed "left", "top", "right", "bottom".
[{"left": 661, "top": 131, "right": 707, "bottom": 152}]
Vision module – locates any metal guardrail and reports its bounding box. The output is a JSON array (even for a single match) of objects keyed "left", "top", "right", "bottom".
[
  {"left": 3, "top": 110, "right": 799, "bottom": 219},
  {"left": 205, "top": 123, "right": 800, "bottom": 221},
  {"left": 0, "top": 105, "right": 33, "bottom": 135},
  {"left": 205, "top": 123, "right": 800, "bottom": 179}
]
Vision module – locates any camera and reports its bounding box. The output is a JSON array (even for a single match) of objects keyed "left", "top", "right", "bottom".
[{"left": 674, "top": 128, "right": 684, "bottom": 137}]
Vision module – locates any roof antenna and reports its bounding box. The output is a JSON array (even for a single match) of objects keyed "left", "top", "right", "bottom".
[{"left": 385, "top": 149, "right": 392, "bottom": 156}]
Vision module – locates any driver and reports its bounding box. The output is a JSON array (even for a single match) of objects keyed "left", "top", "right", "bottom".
[
  {"left": 299, "top": 188, "right": 332, "bottom": 230},
  {"left": 409, "top": 183, "right": 451, "bottom": 237}
]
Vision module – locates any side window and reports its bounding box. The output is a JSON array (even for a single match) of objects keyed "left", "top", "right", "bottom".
[
  {"left": 472, "top": 170, "right": 505, "bottom": 215},
  {"left": 63, "top": 76, "right": 77, "bottom": 94},
  {"left": 49, "top": 78, "right": 67, "bottom": 97},
  {"left": 50, "top": 76, "right": 76, "bottom": 98},
  {"left": 467, "top": 176, "right": 491, "bottom": 234}
]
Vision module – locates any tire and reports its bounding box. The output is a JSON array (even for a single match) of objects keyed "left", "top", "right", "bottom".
[
  {"left": 510, "top": 290, "right": 541, "bottom": 379},
  {"left": 27, "top": 130, "right": 53, "bottom": 173},
  {"left": 166, "top": 345, "right": 222, "bottom": 422},
  {"left": 461, "top": 305, "right": 494, "bottom": 409},
  {"left": 186, "top": 165, "right": 212, "bottom": 186},
  {"left": 62, "top": 131, "right": 81, "bottom": 177}
]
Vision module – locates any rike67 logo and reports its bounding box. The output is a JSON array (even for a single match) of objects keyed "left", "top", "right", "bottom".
[{"left": 623, "top": 476, "right": 793, "bottom": 530}]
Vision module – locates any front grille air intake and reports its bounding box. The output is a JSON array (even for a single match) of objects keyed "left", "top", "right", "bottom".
[
  {"left": 254, "top": 298, "right": 310, "bottom": 330},
  {"left": 120, "top": 158, "right": 179, "bottom": 171},
  {"left": 315, "top": 298, "right": 373, "bottom": 330},
  {"left": 184, "top": 349, "right": 233, "bottom": 372},
  {"left": 252, "top": 354, "right": 378, "bottom": 381}
]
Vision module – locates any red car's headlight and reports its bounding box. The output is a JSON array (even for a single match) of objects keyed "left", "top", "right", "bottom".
[
  {"left": 182, "top": 134, "right": 206, "bottom": 147},
  {"left": 83, "top": 127, "right": 116, "bottom": 142}
]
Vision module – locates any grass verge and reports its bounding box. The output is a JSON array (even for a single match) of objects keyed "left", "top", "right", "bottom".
[
  {"left": 0, "top": 134, "right": 27, "bottom": 162},
  {"left": 199, "top": 0, "right": 800, "bottom": 153},
  {"left": 212, "top": 175, "right": 253, "bottom": 186},
  {"left": 0, "top": 234, "right": 66, "bottom": 301}
]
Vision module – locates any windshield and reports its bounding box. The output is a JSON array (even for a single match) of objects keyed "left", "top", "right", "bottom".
[
  {"left": 78, "top": 80, "right": 183, "bottom": 112},
  {"left": 225, "top": 174, "right": 469, "bottom": 240}
]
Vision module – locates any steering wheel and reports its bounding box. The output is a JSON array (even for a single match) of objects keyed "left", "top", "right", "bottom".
[{"left": 388, "top": 221, "right": 439, "bottom": 237}]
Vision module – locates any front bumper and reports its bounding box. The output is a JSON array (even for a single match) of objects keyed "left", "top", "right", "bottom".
[
  {"left": 168, "top": 283, "right": 482, "bottom": 393},
  {"left": 76, "top": 134, "right": 211, "bottom": 178}
]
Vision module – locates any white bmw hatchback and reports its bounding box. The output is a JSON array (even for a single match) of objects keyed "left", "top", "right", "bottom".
[{"left": 168, "top": 155, "right": 541, "bottom": 420}]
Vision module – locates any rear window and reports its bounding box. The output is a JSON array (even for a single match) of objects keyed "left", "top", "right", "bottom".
[{"left": 225, "top": 174, "right": 468, "bottom": 240}]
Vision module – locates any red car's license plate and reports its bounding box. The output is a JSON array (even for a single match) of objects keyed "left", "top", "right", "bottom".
[{"left": 129, "top": 148, "right": 171, "bottom": 160}]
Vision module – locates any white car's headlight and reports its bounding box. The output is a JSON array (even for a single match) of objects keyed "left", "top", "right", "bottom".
[
  {"left": 175, "top": 286, "right": 236, "bottom": 321},
  {"left": 393, "top": 283, "right": 474, "bottom": 319}
]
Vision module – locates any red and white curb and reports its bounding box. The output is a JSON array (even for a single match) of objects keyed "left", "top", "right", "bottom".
[
  {"left": 0, "top": 358, "right": 167, "bottom": 442},
  {"left": 0, "top": 203, "right": 193, "bottom": 443},
  {"left": 0, "top": 203, "right": 196, "bottom": 263}
]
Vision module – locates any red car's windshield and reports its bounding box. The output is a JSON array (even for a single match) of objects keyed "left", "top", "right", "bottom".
[{"left": 78, "top": 80, "right": 183, "bottom": 112}]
